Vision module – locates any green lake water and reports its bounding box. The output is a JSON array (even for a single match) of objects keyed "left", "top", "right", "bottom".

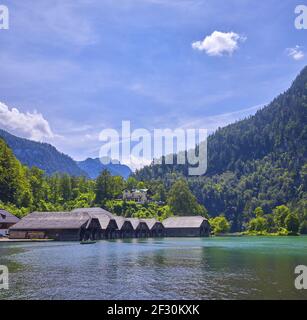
[{"left": 0, "top": 236, "right": 307, "bottom": 300}]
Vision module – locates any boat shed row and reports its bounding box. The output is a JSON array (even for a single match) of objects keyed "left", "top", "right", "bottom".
[
  {"left": 9, "top": 207, "right": 210, "bottom": 241},
  {"left": 0, "top": 209, "right": 20, "bottom": 237}
]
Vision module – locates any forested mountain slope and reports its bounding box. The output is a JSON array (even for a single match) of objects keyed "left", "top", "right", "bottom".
[
  {"left": 0, "top": 129, "right": 87, "bottom": 176},
  {"left": 135, "top": 67, "right": 307, "bottom": 231},
  {"left": 0, "top": 129, "right": 132, "bottom": 179}
]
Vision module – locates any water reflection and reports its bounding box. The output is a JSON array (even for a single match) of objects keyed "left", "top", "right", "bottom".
[{"left": 0, "top": 237, "right": 307, "bottom": 300}]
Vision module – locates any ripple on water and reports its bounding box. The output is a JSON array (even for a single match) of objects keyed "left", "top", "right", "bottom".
[{"left": 1, "top": 237, "right": 307, "bottom": 300}]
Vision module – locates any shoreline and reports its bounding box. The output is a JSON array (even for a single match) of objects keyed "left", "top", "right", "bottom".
[
  {"left": 0, "top": 238, "right": 54, "bottom": 243},
  {"left": 1, "top": 234, "right": 306, "bottom": 243}
]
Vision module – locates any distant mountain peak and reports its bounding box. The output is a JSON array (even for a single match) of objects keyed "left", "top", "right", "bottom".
[
  {"left": 77, "top": 158, "right": 132, "bottom": 179},
  {"left": 0, "top": 129, "right": 87, "bottom": 177},
  {"left": 0, "top": 128, "right": 132, "bottom": 179}
]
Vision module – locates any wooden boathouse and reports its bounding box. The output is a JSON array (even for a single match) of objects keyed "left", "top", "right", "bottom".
[
  {"left": 162, "top": 216, "right": 210, "bottom": 237},
  {"left": 8, "top": 208, "right": 211, "bottom": 241},
  {"left": 141, "top": 218, "right": 165, "bottom": 237},
  {"left": 126, "top": 218, "right": 150, "bottom": 238},
  {"left": 71, "top": 208, "right": 118, "bottom": 239},
  {"left": 0, "top": 209, "right": 20, "bottom": 237},
  {"left": 113, "top": 215, "right": 134, "bottom": 238},
  {"left": 9, "top": 212, "right": 98, "bottom": 241}
]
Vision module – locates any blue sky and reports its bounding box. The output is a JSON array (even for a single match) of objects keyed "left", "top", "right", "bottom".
[{"left": 0, "top": 0, "right": 306, "bottom": 167}]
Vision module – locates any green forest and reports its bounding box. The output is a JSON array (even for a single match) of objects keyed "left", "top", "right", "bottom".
[{"left": 0, "top": 67, "right": 307, "bottom": 236}]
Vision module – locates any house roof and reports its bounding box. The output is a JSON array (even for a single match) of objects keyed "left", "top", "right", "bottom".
[
  {"left": 113, "top": 216, "right": 133, "bottom": 230},
  {"left": 125, "top": 189, "right": 148, "bottom": 193},
  {"left": 9, "top": 212, "right": 90, "bottom": 230},
  {"left": 162, "top": 216, "right": 208, "bottom": 228},
  {"left": 71, "top": 207, "right": 113, "bottom": 218},
  {"left": 0, "top": 209, "right": 20, "bottom": 224},
  {"left": 71, "top": 207, "right": 117, "bottom": 229},
  {"left": 113, "top": 216, "right": 125, "bottom": 229},
  {"left": 126, "top": 218, "right": 150, "bottom": 230},
  {"left": 126, "top": 218, "right": 141, "bottom": 230},
  {"left": 141, "top": 218, "right": 162, "bottom": 230}
]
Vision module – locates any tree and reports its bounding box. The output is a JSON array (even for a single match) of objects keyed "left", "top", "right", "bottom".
[
  {"left": 273, "top": 205, "right": 291, "bottom": 228},
  {"left": 126, "top": 177, "right": 138, "bottom": 190},
  {"left": 47, "top": 174, "right": 61, "bottom": 204},
  {"left": 299, "top": 220, "right": 307, "bottom": 234},
  {"left": 151, "top": 183, "right": 167, "bottom": 202},
  {"left": 209, "top": 216, "right": 230, "bottom": 234},
  {"left": 111, "top": 176, "right": 125, "bottom": 198},
  {"left": 167, "top": 179, "right": 207, "bottom": 216},
  {"left": 266, "top": 214, "right": 277, "bottom": 233},
  {"left": 300, "top": 164, "right": 307, "bottom": 192},
  {"left": 0, "top": 139, "right": 32, "bottom": 207},
  {"left": 60, "top": 174, "right": 72, "bottom": 202},
  {"left": 254, "top": 207, "right": 264, "bottom": 218},
  {"left": 248, "top": 216, "right": 268, "bottom": 232},
  {"left": 136, "top": 181, "right": 146, "bottom": 189},
  {"left": 95, "top": 170, "right": 114, "bottom": 205},
  {"left": 27, "top": 166, "right": 48, "bottom": 206},
  {"left": 285, "top": 213, "right": 300, "bottom": 234}
]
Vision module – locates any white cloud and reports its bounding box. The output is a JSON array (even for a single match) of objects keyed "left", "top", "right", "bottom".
[
  {"left": 192, "top": 31, "right": 246, "bottom": 56},
  {"left": 0, "top": 102, "right": 54, "bottom": 141},
  {"left": 286, "top": 46, "right": 304, "bottom": 61}
]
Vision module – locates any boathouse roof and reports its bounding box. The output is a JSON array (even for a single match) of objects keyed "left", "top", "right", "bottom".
[
  {"left": 141, "top": 218, "right": 162, "bottom": 230},
  {"left": 71, "top": 207, "right": 117, "bottom": 230},
  {"left": 9, "top": 212, "right": 90, "bottom": 230},
  {"left": 126, "top": 218, "right": 141, "bottom": 230},
  {"left": 0, "top": 209, "right": 20, "bottom": 224},
  {"left": 126, "top": 218, "right": 150, "bottom": 231},
  {"left": 71, "top": 207, "right": 113, "bottom": 218},
  {"left": 162, "top": 216, "right": 208, "bottom": 229},
  {"left": 112, "top": 216, "right": 132, "bottom": 230}
]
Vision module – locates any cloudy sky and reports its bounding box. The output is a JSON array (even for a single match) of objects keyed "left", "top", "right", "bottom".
[{"left": 0, "top": 0, "right": 306, "bottom": 167}]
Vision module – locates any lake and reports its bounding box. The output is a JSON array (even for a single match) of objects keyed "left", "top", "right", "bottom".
[{"left": 0, "top": 237, "right": 307, "bottom": 300}]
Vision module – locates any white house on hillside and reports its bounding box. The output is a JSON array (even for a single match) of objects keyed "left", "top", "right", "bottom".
[{"left": 123, "top": 189, "right": 148, "bottom": 204}]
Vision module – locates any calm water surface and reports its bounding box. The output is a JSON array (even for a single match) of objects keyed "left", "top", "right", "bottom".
[{"left": 1, "top": 237, "right": 307, "bottom": 300}]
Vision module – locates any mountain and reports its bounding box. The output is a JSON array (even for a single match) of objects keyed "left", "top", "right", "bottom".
[
  {"left": 135, "top": 66, "right": 307, "bottom": 231},
  {"left": 0, "top": 128, "right": 132, "bottom": 179},
  {"left": 0, "top": 129, "right": 86, "bottom": 176},
  {"left": 77, "top": 158, "right": 132, "bottom": 179}
]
